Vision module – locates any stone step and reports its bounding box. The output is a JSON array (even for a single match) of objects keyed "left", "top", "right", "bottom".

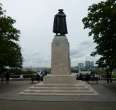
[
  {"left": 23, "top": 89, "right": 94, "bottom": 93},
  {"left": 19, "top": 81, "right": 98, "bottom": 96},
  {"left": 43, "top": 75, "right": 77, "bottom": 84},
  {"left": 35, "top": 83, "right": 87, "bottom": 87},
  {"left": 34, "top": 85, "right": 86, "bottom": 88},
  {"left": 29, "top": 86, "right": 89, "bottom": 90},
  {"left": 20, "top": 92, "right": 97, "bottom": 96}
]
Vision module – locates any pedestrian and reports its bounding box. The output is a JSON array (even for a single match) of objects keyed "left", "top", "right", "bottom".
[{"left": 5, "top": 72, "right": 10, "bottom": 84}]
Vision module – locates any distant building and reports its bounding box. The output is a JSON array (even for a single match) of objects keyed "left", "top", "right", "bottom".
[
  {"left": 85, "top": 61, "right": 94, "bottom": 70},
  {"left": 78, "top": 63, "right": 84, "bottom": 70}
]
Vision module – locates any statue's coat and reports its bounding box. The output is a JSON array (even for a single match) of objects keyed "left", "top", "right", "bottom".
[{"left": 53, "top": 9, "right": 68, "bottom": 35}]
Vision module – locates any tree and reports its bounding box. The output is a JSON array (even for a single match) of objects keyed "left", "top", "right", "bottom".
[
  {"left": 0, "top": 4, "right": 22, "bottom": 75},
  {"left": 82, "top": 0, "right": 116, "bottom": 81}
]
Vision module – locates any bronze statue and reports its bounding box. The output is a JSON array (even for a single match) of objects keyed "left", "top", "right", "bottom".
[{"left": 53, "top": 9, "right": 68, "bottom": 36}]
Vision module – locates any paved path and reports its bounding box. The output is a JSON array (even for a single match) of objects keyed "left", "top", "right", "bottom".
[
  {"left": 0, "top": 100, "right": 116, "bottom": 110},
  {"left": 0, "top": 80, "right": 116, "bottom": 101},
  {"left": 0, "top": 80, "right": 116, "bottom": 110}
]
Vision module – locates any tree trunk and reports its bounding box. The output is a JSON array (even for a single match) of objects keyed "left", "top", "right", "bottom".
[{"left": 106, "top": 68, "right": 112, "bottom": 84}]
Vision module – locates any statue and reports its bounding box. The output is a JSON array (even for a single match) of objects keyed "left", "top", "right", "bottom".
[{"left": 53, "top": 9, "right": 68, "bottom": 36}]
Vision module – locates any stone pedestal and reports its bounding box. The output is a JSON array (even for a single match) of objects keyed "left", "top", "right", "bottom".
[
  {"left": 51, "top": 35, "right": 71, "bottom": 75},
  {"left": 44, "top": 35, "right": 72, "bottom": 84},
  {"left": 44, "top": 36, "right": 74, "bottom": 83}
]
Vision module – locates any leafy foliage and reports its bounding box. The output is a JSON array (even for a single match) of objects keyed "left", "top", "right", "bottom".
[
  {"left": 82, "top": 0, "right": 116, "bottom": 71},
  {"left": 0, "top": 4, "right": 22, "bottom": 73}
]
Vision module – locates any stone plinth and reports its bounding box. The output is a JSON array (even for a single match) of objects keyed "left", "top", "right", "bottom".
[{"left": 51, "top": 35, "right": 71, "bottom": 75}]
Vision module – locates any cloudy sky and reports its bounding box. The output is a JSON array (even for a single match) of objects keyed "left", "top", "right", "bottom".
[{"left": 1, "top": 0, "right": 103, "bottom": 67}]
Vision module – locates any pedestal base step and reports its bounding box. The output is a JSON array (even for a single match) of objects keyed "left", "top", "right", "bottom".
[
  {"left": 19, "top": 81, "right": 98, "bottom": 96},
  {"left": 43, "top": 75, "right": 76, "bottom": 83}
]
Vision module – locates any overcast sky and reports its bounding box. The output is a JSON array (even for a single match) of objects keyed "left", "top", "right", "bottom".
[{"left": 1, "top": 0, "right": 103, "bottom": 67}]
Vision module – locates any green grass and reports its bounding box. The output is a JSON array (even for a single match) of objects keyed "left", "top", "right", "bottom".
[{"left": 112, "top": 72, "right": 116, "bottom": 78}]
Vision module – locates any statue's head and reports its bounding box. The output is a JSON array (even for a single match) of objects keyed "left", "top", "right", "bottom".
[{"left": 58, "top": 9, "right": 64, "bottom": 12}]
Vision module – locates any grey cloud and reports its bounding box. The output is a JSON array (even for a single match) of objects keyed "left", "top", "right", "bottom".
[
  {"left": 70, "top": 40, "right": 96, "bottom": 58},
  {"left": 70, "top": 49, "right": 85, "bottom": 59},
  {"left": 70, "top": 40, "right": 97, "bottom": 66},
  {"left": 22, "top": 50, "right": 51, "bottom": 67}
]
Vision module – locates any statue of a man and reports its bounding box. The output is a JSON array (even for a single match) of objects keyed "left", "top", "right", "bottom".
[{"left": 53, "top": 9, "right": 68, "bottom": 36}]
